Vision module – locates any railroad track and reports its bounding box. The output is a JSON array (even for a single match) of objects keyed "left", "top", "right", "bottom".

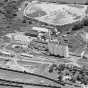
[
  {"left": 0, "top": 66, "right": 81, "bottom": 88},
  {"left": 0, "top": 66, "right": 62, "bottom": 88},
  {"left": 0, "top": 83, "right": 22, "bottom": 88},
  {"left": 0, "top": 78, "right": 60, "bottom": 88}
]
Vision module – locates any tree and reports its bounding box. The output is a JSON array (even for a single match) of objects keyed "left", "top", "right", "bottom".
[
  {"left": 85, "top": 0, "right": 88, "bottom": 5},
  {"left": 3, "top": 1, "right": 18, "bottom": 20}
]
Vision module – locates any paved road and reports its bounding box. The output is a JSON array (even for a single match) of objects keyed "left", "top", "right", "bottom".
[{"left": 0, "top": 51, "right": 72, "bottom": 66}]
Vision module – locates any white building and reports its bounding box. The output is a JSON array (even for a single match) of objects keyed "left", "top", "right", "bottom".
[
  {"left": 32, "top": 27, "right": 49, "bottom": 33},
  {"left": 5, "top": 32, "right": 33, "bottom": 45}
]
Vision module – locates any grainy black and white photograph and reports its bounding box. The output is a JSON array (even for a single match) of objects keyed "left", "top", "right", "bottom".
[{"left": 0, "top": 0, "right": 88, "bottom": 88}]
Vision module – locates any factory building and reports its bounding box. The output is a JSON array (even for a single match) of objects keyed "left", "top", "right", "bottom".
[{"left": 48, "top": 39, "right": 69, "bottom": 58}]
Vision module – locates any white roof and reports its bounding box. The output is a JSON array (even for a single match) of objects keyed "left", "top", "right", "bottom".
[
  {"left": 6, "top": 32, "right": 31, "bottom": 43},
  {"left": 32, "top": 27, "right": 49, "bottom": 32}
]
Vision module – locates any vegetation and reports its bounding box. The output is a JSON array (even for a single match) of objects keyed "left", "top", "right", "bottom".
[
  {"left": 49, "top": 63, "right": 88, "bottom": 85},
  {"left": 3, "top": 1, "right": 18, "bottom": 20},
  {"left": 0, "top": 0, "right": 27, "bottom": 36}
]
